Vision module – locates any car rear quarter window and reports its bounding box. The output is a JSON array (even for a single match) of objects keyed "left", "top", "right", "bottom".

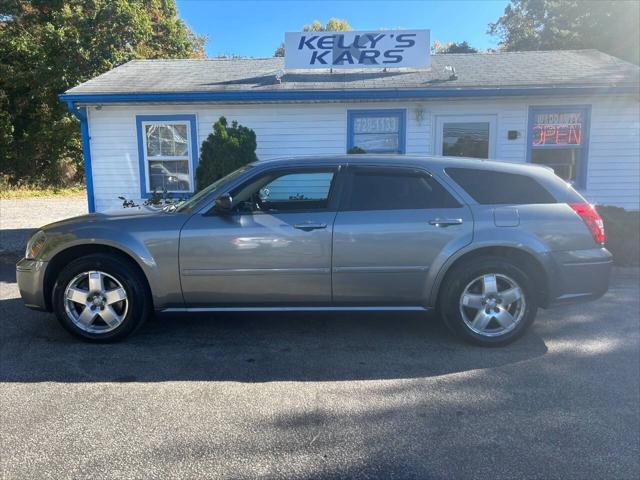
[
  {"left": 445, "top": 168, "right": 557, "bottom": 205},
  {"left": 345, "top": 169, "right": 461, "bottom": 211}
]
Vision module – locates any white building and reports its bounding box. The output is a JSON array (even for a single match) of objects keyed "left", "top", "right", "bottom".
[{"left": 60, "top": 49, "right": 640, "bottom": 212}]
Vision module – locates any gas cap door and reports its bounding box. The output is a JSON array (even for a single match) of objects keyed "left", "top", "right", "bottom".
[{"left": 493, "top": 207, "right": 520, "bottom": 227}]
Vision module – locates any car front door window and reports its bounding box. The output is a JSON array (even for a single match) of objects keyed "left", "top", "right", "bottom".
[{"left": 231, "top": 170, "right": 336, "bottom": 213}]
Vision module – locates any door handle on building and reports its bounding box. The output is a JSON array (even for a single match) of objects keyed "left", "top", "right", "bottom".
[
  {"left": 428, "top": 218, "right": 463, "bottom": 227},
  {"left": 293, "top": 222, "right": 327, "bottom": 231}
]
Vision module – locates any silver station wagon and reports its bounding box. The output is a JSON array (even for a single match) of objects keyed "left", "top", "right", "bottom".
[{"left": 17, "top": 155, "right": 612, "bottom": 346}]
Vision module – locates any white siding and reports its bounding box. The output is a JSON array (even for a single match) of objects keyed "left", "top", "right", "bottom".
[{"left": 87, "top": 96, "right": 640, "bottom": 211}]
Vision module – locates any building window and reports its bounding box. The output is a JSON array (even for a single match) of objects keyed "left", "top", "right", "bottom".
[
  {"left": 527, "top": 106, "right": 591, "bottom": 187},
  {"left": 347, "top": 109, "right": 406, "bottom": 154},
  {"left": 136, "top": 114, "right": 198, "bottom": 197},
  {"left": 436, "top": 115, "right": 497, "bottom": 159}
]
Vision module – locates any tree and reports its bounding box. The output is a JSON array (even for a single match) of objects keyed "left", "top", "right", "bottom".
[
  {"left": 274, "top": 18, "right": 352, "bottom": 57},
  {"left": 0, "top": 0, "right": 206, "bottom": 187},
  {"left": 303, "top": 18, "right": 352, "bottom": 33},
  {"left": 432, "top": 40, "right": 478, "bottom": 54},
  {"left": 274, "top": 44, "right": 285, "bottom": 58},
  {"left": 489, "top": 0, "right": 640, "bottom": 65},
  {"left": 196, "top": 117, "right": 257, "bottom": 191}
]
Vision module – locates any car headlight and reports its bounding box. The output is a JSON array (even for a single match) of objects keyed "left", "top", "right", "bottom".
[{"left": 25, "top": 230, "right": 47, "bottom": 260}]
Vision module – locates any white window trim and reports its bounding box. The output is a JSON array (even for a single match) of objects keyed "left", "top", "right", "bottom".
[
  {"left": 141, "top": 120, "right": 195, "bottom": 194},
  {"left": 435, "top": 114, "right": 498, "bottom": 159}
]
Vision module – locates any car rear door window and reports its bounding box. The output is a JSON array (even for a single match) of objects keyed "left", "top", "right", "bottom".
[
  {"left": 344, "top": 168, "right": 460, "bottom": 211},
  {"left": 445, "top": 168, "right": 556, "bottom": 204}
]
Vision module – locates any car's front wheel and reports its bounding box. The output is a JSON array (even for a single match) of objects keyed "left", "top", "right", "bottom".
[
  {"left": 439, "top": 257, "right": 538, "bottom": 346},
  {"left": 52, "top": 254, "right": 151, "bottom": 342}
]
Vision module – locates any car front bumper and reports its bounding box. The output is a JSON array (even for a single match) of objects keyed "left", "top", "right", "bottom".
[
  {"left": 548, "top": 247, "right": 613, "bottom": 306},
  {"left": 16, "top": 258, "right": 49, "bottom": 311}
]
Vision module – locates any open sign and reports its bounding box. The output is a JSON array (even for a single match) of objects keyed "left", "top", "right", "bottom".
[{"left": 532, "top": 111, "right": 583, "bottom": 146}]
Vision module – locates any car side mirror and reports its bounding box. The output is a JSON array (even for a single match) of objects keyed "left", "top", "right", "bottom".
[{"left": 214, "top": 193, "right": 233, "bottom": 214}]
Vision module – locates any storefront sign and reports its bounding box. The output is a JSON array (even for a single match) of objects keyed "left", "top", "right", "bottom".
[
  {"left": 284, "top": 29, "right": 430, "bottom": 69},
  {"left": 532, "top": 111, "right": 583, "bottom": 146}
]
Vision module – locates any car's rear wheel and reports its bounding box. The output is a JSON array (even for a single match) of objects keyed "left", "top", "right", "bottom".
[
  {"left": 439, "top": 257, "right": 538, "bottom": 346},
  {"left": 52, "top": 254, "right": 151, "bottom": 342}
]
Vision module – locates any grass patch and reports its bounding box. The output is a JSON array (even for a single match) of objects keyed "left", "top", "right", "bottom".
[
  {"left": 0, "top": 184, "right": 86, "bottom": 199},
  {"left": 597, "top": 205, "right": 640, "bottom": 267}
]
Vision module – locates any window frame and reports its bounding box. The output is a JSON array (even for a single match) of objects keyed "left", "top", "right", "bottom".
[
  {"left": 340, "top": 165, "right": 462, "bottom": 212},
  {"left": 136, "top": 114, "right": 199, "bottom": 198},
  {"left": 347, "top": 109, "right": 407, "bottom": 154},
  {"left": 219, "top": 165, "right": 344, "bottom": 215},
  {"left": 435, "top": 114, "right": 497, "bottom": 159},
  {"left": 526, "top": 105, "right": 591, "bottom": 189}
]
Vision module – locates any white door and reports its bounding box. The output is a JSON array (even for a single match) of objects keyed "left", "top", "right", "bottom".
[{"left": 435, "top": 115, "right": 497, "bottom": 159}]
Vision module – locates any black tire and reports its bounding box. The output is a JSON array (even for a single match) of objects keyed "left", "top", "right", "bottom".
[
  {"left": 52, "top": 253, "right": 151, "bottom": 342},
  {"left": 439, "top": 256, "right": 538, "bottom": 347}
]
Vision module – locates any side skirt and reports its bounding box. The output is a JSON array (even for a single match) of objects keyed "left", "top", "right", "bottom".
[{"left": 159, "top": 306, "right": 430, "bottom": 313}]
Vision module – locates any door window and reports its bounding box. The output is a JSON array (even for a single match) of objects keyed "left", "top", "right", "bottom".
[
  {"left": 443, "top": 122, "right": 489, "bottom": 158},
  {"left": 231, "top": 170, "right": 336, "bottom": 212},
  {"left": 528, "top": 106, "right": 590, "bottom": 187},
  {"left": 344, "top": 169, "right": 460, "bottom": 211},
  {"left": 436, "top": 115, "right": 497, "bottom": 159}
]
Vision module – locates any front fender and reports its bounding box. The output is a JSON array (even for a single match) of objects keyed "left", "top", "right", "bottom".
[
  {"left": 40, "top": 221, "right": 184, "bottom": 309},
  {"left": 41, "top": 229, "right": 156, "bottom": 268}
]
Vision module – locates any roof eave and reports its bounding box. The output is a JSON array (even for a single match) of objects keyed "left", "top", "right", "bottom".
[{"left": 59, "top": 85, "right": 639, "bottom": 105}]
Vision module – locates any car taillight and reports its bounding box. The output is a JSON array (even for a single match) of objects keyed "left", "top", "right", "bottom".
[{"left": 569, "top": 203, "right": 606, "bottom": 245}]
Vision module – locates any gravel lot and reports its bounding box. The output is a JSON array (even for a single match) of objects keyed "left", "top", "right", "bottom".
[
  {"left": 0, "top": 196, "right": 87, "bottom": 253},
  {"left": 1, "top": 256, "right": 638, "bottom": 479}
]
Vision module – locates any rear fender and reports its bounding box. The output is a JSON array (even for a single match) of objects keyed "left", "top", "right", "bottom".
[{"left": 426, "top": 233, "right": 555, "bottom": 308}]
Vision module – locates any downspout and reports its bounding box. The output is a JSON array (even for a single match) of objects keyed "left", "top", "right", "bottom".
[{"left": 65, "top": 101, "right": 96, "bottom": 213}]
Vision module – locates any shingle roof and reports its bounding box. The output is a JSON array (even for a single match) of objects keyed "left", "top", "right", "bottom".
[{"left": 65, "top": 50, "right": 639, "bottom": 95}]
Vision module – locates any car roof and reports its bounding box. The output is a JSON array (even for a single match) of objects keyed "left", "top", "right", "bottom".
[{"left": 253, "top": 154, "right": 553, "bottom": 175}]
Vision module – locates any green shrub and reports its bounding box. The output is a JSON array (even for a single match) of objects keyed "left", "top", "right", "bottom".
[
  {"left": 597, "top": 205, "right": 640, "bottom": 266},
  {"left": 196, "top": 116, "right": 257, "bottom": 191},
  {"left": 347, "top": 146, "right": 366, "bottom": 154}
]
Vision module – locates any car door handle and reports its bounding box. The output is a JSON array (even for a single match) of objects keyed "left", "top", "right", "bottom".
[
  {"left": 293, "top": 222, "right": 327, "bottom": 231},
  {"left": 428, "top": 218, "right": 463, "bottom": 227}
]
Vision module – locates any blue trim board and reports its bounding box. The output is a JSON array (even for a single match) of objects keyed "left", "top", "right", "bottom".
[
  {"left": 65, "top": 102, "right": 95, "bottom": 213},
  {"left": 59, "top": 85, "right": 637, "bottom": 105},
  {"left": 526, "top": 104, "right": 592, "bottom": 189},
  {"left": 135, "top": 114, "right": 199, "bottom": 199},
  {"left": 347, "top": 109, "right": 407, "bottom": 154}
]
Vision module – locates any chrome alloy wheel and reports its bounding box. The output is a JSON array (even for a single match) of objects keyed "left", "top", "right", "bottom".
[
  {"left": 64, "top": 271, "right": 129, "bottom": 334},
  {"left": 459, "top": 273, "right": 526, "bottom": 337}
]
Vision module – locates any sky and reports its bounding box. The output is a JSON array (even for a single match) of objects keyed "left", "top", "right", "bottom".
[{"left": 175, "top": 0, "right": 509, "bottom": 58}]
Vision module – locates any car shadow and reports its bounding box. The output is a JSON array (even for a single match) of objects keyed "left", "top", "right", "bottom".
[{"left": 0, "top": 294, "right": 548, "bottom": 383}]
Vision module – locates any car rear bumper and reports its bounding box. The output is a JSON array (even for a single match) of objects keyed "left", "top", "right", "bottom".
[
  {"left": 547, "top": 247, "right": 613, "bottom": 306},
  {"left": 16, "top": 258, "right": 49, "bottom": 311}
]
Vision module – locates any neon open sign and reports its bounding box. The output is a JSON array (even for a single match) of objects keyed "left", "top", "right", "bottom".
[{"left": 532, "top": 111, "right": 583, "bottom": 146}]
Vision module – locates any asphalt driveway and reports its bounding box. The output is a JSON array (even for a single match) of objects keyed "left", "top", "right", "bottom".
[{"left": 0, "top": 256, "right": 638, "bottom": 479}]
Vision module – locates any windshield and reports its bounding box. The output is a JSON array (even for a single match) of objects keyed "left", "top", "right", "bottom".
[{"left": 176, "top": 165, "right": 254, "bottom": 212}]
